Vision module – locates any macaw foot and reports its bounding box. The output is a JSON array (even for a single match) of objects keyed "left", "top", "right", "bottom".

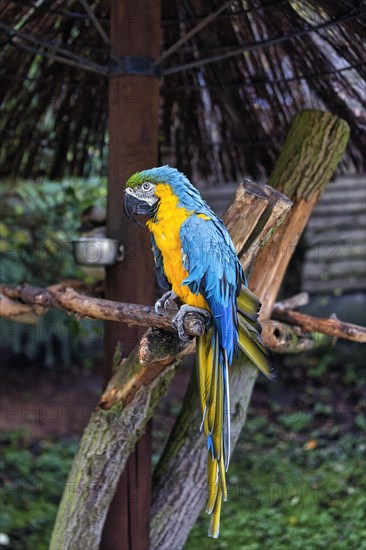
[
  {"left": 154, "top": 290, "right": 180, "bottom": 314},
  {"left": 172, "top": 304, "right": 211, "bottom": 341}
]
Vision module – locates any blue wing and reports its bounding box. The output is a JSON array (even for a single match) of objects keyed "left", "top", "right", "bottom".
[
  {"left": 180, "top": 214, "right": 244, "bottom": 362},
  {"left": 180, "top": 212, "right": 272, "bottom": 538},
  {"left": 151, "top": 234, "right": 169, "bottom": 291}
]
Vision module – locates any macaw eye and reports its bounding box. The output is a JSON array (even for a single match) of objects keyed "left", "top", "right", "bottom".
[{"left": 142, "top": 182, "right": 151, "bottom": 191}]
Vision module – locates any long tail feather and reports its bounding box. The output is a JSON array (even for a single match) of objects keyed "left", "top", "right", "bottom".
[
  {"left": 197, "top": 332, "right": 213, "bottom": 437},
  {"left": 212, "top": 350, "right": 223, "bottom": 458},
  {"left": 197, "top": 285, "right": 274, "bottom": 539},
  {"left": 208, "top": 336, "right": 219, "bottom": 437},
  {"left": 206, "top": 455, "right": 218, "bottom": 514},
  {"left": 222, "top": 351, "right": 231, "bottom": 470},
  {"left": 197, "top": 331, "right": 228, "bottom": 539},
  {"left": 208, "top": 484, "right": 223, "bottom": 539},
  {"left": 219, "top": 446, "right": 228, "bottom": 501},
  {"left": 238, "top": 321, "right": 275, "bottom": 380}
]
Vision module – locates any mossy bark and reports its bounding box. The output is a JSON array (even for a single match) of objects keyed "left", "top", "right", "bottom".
[
  {"left": 50, "top": 349, "right": 180, "bottom": 550},
  {"left": 269, "top": 110, "right": 350, "bottom": 200}
]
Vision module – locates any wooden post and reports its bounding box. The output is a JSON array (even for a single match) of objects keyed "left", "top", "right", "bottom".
[{"left": 102, "top": 1, "right": 160, "bottom": 548}]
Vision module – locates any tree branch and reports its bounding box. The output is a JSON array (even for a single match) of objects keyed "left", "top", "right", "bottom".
[
  {"left": 0, "top": 283, "right": 206, "bottom": 337},
  {"left": 272, "top": 307, "right": 366, "bottom": 343},
  {"left": 2, "top": 284, "right": 364, "bottom": 348}
]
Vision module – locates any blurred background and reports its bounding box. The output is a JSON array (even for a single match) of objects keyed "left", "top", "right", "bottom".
[{"left": 1, "top": 0, "right": 365, "bottom": 548}]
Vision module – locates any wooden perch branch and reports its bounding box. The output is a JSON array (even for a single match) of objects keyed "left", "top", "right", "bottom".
[
  {"left": 224, "top": 179, "right": 293, "bottom": 269},
  {"left": 0, "top": 293, "right": 44, "bottom": 324},
  {"left": 1, "top": 283, "right": 365, "bottom": 346},
  {"left": 0, "top": 284, "right": 206, "bottom": 337},
  {"left": 101, "top": 314, "right": 328, "bottom": 412},
  {"left": 272, "top": 307, "right": 366, "bottom": 343}
]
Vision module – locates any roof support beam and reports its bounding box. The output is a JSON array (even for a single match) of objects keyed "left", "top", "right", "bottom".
[{"left": 101, "top": 1, "right": 161, "bottom": 549}]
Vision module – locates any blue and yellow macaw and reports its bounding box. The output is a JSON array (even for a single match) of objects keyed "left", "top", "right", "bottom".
[{"left": 124, "top": 166, "right": 273, "bottom": 538}]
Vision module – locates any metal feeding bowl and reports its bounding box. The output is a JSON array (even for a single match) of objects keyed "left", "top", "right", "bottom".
[{"left": 72, "top": 237, "right": 124, "bottom": 267}]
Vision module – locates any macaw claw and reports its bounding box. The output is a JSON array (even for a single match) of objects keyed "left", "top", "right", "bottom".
[
  {"left": 154, "top": 290, "right": 180, "bottom": 314},
  {"left": 172, "top": 304, "right": 211, "bottom": 341}
]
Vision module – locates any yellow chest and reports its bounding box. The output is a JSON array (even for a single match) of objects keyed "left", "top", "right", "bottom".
[{"left": 146, "top": 184, "right": 208, "bottom": 309}]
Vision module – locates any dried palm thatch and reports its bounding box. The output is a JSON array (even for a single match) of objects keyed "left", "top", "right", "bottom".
[{"left": 1, "top": 0, "right": 365, "bottom": 183}]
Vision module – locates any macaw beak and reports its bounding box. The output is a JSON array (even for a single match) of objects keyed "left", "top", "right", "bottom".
[{"left": 123, "top": 191, "right": 151, "bottom": 226}]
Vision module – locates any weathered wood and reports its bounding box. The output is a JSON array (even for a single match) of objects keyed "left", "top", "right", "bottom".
[
  {"left": 261, "top": 320, "right": 319, "bottom": 353},
  {"left": 139, "top": 328, "right": 188, "bottom": 364},
  {"left": 139, "top": 320, "right": 324, "bottom": 363},
  {"left": 150, "top": 110, "right": 350, "bottom": 549},
  {"left": 272, "top": 308, "right": 366, "bottom": 343},
  {"left": 100, "top": 344, "right": 182, "bottom": 411},
  {"left": 269, "top": 109, "right": 350, "bottom": 201},
  {"left": 224, "top": 179, "right": 269, "bottom": 253},
  {"left": 0, "top": 293, "right": 43, "bottom": 323},
  {"left": 1, "top": 283, "right": 347, "bottom": 359},
  {"left": 223, "top": 180, "right": 293, "bottom": 267},
  {"left": 240, "top": 186, "right": 293, "bottom": 270},
  {"left": 0, "top": 283, "right": 207, "bottom": 337},
  {"left": 50, "top": 348, "right": 179, "bottom": 550}
]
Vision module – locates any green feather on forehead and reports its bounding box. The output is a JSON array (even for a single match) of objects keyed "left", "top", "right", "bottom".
[
  {"left": 125, "top": 172, "right": 145, "bottom": 188},
  {"left": 126, "top": 167, "right": 175, "bottom": 188}
]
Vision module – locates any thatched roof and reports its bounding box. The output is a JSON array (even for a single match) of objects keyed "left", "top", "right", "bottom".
[{"left": 1, "top": 0, "right": 365, "bottom": 183}]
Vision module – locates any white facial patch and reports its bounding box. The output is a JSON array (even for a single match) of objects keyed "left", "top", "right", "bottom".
[{"left": 125, "top": 182, "right": 158, "bottom": 206}]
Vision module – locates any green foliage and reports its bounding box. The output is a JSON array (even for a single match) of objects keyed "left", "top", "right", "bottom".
[
  {"left": 0, "top": 431, "right": 79, "bottom": 549},
  {"left": 355, "top": 413, "right": 366, "bottom": 431},
  {"left": 278, "top": 411, "right": 313, "bottom": 432},
  {"left": 0, "top": 177, "right": 106, "bottom": 285},
  {"left": 0, "top": 178, "right": 106, "bottom": 366},
  {"left": 0, "top": 308, "right": 104, "bottom": 368},
  {"left": 186, "top": 343, "right": 366, "bottom": 549},
  {"left": 186, "top": 423, "right": 366, "bottom": 550}
]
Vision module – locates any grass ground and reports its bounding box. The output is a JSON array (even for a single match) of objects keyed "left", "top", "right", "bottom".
[
  {"left": 0, "top": 343, "right": 365, "bottom": 549},
  {"left": 185, "top": 415, "right": 366, "bottom": 549}
]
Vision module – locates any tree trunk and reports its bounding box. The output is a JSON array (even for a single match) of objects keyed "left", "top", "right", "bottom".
[
  {"left": 149, "top": 110, "right": 350, "bottom": 549},
  {"left": 50, "top": 348, "right": 179, "bottom": 550}
]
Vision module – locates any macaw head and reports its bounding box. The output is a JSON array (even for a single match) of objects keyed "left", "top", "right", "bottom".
[
  {"left": 124, "top": 165, "right": 201, "bottom": 225},
  {"left": 123, "top": 173, "right": 158, "bottom": 226}
]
